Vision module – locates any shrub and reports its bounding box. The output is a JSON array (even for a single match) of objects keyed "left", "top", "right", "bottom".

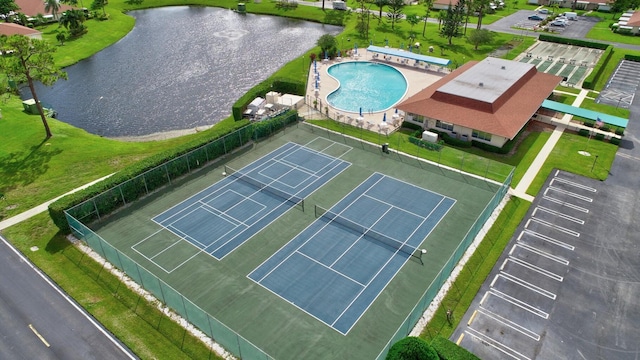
[
  {"left": 583, "top": 45, "right": 613, "bottom": 90},
  {"left": 431, "top": 336, "right": 480, "bottom": 360},
  {"left": 610, "top": 137, "right": 621, "bottom": 145},
  {"left": 615, "top": 128, "right": 624, "bottom": 136},
  {"left": 538, "top": 34, "right": 609, "bottom": 49},
  {"left": 386, "top": 337, "right": 438, "bottom": 360},
  {"left": 401, "top": 120, "right": 423, "bottom": 131},
  {"left": 578, "top": 129, "right": 590, "bottom": 136},
  {"left": 408, "top": 136, "right": 444, "bottom": 151},
  {"left": 624, "top": 54, "right": 640, "bottom": 62},
  {"left": 595, "top": 133, "right": 605, "bottom": 141}
]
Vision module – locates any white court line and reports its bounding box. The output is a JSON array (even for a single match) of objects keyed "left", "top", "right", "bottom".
[
  {"left": 295, "top": 250, "right": 367, "bottom": 287},
  {"left": 477, "top": 308, "right": 541, "bottom": 341},
  {"left": 533, "top": 206, "right": 585, "bottom": 225},
  {"left": 512, "top": 242, "right": 570, "bottom": 266},
  {"left": 497, "top": 272, "right": 556, "bottom": 300},
  {"left": 542, "top": 195, "right": 589, "bottom": 213},
  {"left": 362, "top": 194, "right": 429, "bottom": 220},
  {"left": 303, "top": 137, "right": 353, "bottom": 160},
  {"left": 526, "top": 218, "right": 580, "bottom": 237},
  {"left": 550, "top": 177, "right": 597, "bottom": 192},
  {"left": 504, "top": 257, "right": 564, "bottom": 282},
  {"left": 544, "top": 187, "right": 593, "bottom": 203},
  {"left": 486, "top": 289, "right": 549, "bottom": 319},
  {"left": 518, "top": 230, "right": 575, "bottom": 251},
  {"left": 464, "top": 327, "right": 532, "bottom": 360}
]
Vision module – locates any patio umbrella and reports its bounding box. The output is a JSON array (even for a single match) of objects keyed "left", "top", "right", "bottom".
[
  {"left": 393, "top": 108, "right": 400, "bottom": 120},
  {"left": 383, "top": 113, "right": 387, "bottom": 122},
  {"left": 325, "top": 50, "right": 328, "bottom": 60},
  {"left": 409, "top": 45, "right": 413, "bottom": 52},
  {"left": 338, "top": 50, "right": 341, "bottom": 57},
  {"left": 385, "top": 39, "right": 389, "bottom": 46},
  {"left": 354, "top": 43, "right": 358, "bottom": 55},
  {"left": 359, "top": 107, "right": 363, "bottom": 117},
  {"left": 314, "top": 59, "right": 317, "bottom": 72},
  {"left": 315, "top": 78, "right": 319, "bottom": 89}
]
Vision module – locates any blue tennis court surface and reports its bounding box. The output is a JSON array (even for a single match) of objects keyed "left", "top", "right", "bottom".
[
  {"left": 248, "top": 173, "right": 456, "bottom": 334},
  {"left": 150, "top": 142, "right": 351, "bottom": 260}
]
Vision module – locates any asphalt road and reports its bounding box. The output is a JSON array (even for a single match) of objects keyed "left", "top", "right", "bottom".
[{"left": 0, "top": 235, "right": 137, "bottom": 360}]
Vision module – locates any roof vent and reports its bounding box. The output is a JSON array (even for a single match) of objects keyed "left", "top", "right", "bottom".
[
  {"left": 501, "top": 66, "right": 506, "bottom": 70},
  {"left": 479, "top": 82, "right": 484, "bottom": 87}
]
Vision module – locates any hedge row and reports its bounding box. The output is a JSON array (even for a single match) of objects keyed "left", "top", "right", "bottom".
[
  {"left": 538, "top": 34, "right": 609, "bottom": 50},
  {"left": 49, "top": 112, "right": 298, "bottom": 232},
  {"left": 231, "top": 77, "right": 305, "bottom": 120},
  {"left": 624, "top": 54, "right": 640, "bottom": 62},
  {"left": 582, "top": 45, "right": 614, "bottom": 90},
  {"left": 430, "top": 336, "right": 480, "bottom": 360},
  {"left": 401, "top": 120, "right": 423, "bottom": 131}
]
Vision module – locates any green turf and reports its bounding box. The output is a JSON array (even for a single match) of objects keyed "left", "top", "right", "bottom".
[
  {"left": 83, "top": 123, "right": 504, "bottom": 359},
  {"left": 537, "top": 60, "right": 553, "bottom": 72},
  {"left": 559, "top": 64, "right": 575, "bottom": 78},
  {"left": 548, "top": 61, "right": 565, "bottom": 75},
  {"left": 568, "top": 65, "right": 588, "bottom": 85}
]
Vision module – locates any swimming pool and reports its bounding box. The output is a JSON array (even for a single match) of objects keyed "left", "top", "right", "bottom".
[{"left": 326, "top": 62, "right": 408, "bottom": 113}]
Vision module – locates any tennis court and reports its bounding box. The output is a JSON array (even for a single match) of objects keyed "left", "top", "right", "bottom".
[
  {"left": 249, "top": 173, "right": 455, "bottom": 334},
  {"left": 76, "top": 122, "right": 510, "bottom": 360},
  {"left": 133, "top": 141, "right": 351, "bottom": 270}
]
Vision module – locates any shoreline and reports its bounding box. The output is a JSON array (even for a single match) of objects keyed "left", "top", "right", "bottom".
[{"left": 109, "top": 125, "right": 215, "bottom": 142}]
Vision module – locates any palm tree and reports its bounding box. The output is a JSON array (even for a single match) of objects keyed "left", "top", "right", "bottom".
[{"left": 45, "top": 0, "right": 61, "bottom": 20}]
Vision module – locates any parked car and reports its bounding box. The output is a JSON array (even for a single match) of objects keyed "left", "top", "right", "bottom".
[
  {"left": 538, "top": 8, "right": 549, "bottom": 14},
  {"left": 528, "top": 14, "right": 545, "bottom": 21},
  {"left": 550, "top": 20, "right": 567, "bottom": 26}
]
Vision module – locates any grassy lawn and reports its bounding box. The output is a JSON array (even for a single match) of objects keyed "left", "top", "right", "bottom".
[
  {"left": 556, "top": 85, "right": 581, "bottom": 94},
  {"left": 526, "top": 131, "right": 617, "bottom": 196},
  {"left": 590, "top": 47, "right": 640, "bottom": 91},
  {"left": 580, "top": 97, "right": 630, "bottom": 118},
  {"left": 0, "top": 94, "right": 247, "bottom": 221},
  {"left": 585, "top": 11, "right": 640, "bottom": 45},
  {"left": 421, "top": 196, "right": 531, "bottom": 340}
]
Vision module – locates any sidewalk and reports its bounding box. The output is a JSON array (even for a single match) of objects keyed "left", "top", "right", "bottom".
[
  {"left": 0, "top": 173, "right": 114, "bottom": 231},
  {"left": 510, "top": 88, "right": 590, "bottom": 201}
]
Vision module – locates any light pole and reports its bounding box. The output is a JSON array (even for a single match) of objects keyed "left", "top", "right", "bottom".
[{"left": 591, "top": 155, "right": 599, "bottom": 172}]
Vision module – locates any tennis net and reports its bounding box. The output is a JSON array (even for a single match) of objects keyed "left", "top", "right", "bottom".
[
  {"left": 225, "top": 165, "right": 304, "bottom": 209},
  {"left": 315, "top": 205, "right": 417, "bottom": 257}
]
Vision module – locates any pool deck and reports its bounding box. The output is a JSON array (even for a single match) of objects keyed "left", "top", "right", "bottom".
[{"left": 301, "top": 49, "right": 447, "bottom": 134}]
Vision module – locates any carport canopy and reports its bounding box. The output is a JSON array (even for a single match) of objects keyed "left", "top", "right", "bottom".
[
  {"left": 366, "top": 45, "right": 451, "bottom": 66},
  {"left": 541, "top": 99, "right": 628, "bottom": 128}
]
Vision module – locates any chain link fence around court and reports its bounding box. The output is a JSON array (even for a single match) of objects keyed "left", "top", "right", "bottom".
[
  {"left": 300, "top": 121, "right": 512, "bottom": 190},
  {"left": 64, "top": 114, "right": 513, "bottom": 360},
  {"left": 375, "top": 167, "right": 513, "bottom": 359},
  {"left": 64, "top": 116, "right": 302, "bottom": 360}
]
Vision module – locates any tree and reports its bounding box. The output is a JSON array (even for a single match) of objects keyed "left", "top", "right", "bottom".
[
  {"left": 59, "top": 9, "right": 87, "bottom": 37},
  {"left": 422, "top": 0, "right": 434, "bottom": 36},
  {"left": 437, "top": 9, "right": 447, "bottom": 29},
  {"left": 317, "top": 34, "right": 337, "bottom": 56},
  {"left": 386, "top": 337, "right": 439, "bottom": 360},
  {"left": 440, "top": 1, "right": 465, "bottom": 45},
  {"left": 0, "top": 35, "right": 67, "bottom": 139},
  {"left": 356, "top": 0, "right": 372, "bottom": 39},
  {"left": 0, "top": 0, "right": 19, "bottom": 17},
  {"left": 386, "top": 0, "right": 405, "bottom": 30},
  {"left": 124, "top": 0, "right": 144, "bottom": 4},
  {"left": 91, "top": 0, "right": 107, "bottom": 17},
  {"left": 56, "top": 30, "right": 66, "bottom": 45},
  {"left": 45, "top": 0, "right": 61, "bottom": 20},
  {"left": 474, "top": 0, "right": 491, "bottom": 30},
  {"left": 467, "top": 28, "right": 495, "bottom": 50},
  {"left": 406, "top": 14, "right": 421, "bottom": 37},
  {"left": 373, "top": 0, "right": 387, "bottom": 24}
]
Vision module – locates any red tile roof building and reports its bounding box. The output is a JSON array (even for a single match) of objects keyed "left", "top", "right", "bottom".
[
  {"left": 0, "top": 23, "right": 41, "bottom": 39},
  {"left": 398, "top": 57, "right": 562, "bottom": 147},
  {"left": 15, "top": 0, "right": 75, "bottom": 17}
]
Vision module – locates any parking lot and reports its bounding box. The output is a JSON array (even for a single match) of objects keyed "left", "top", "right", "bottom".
[
  {"left": 597, "top": 59, "right": 640, "bottom": 109},
  {"left": 486, "top": 10, "right": 599, "bottom": 38},
  {"left": 453, "top": 170, "right": 640, "bottom": 360}
]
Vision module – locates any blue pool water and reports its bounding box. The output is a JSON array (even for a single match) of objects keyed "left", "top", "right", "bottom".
[{"left": 326, "top": 62, "right": 407, "bottom": 113}]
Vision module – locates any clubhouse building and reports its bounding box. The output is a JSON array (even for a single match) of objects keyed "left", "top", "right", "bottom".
[{"left": 397, "top": 57, "right": 563, "bottom": 148}]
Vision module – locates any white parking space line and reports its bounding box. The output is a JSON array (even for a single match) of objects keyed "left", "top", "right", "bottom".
[
  {"left": 486, "top": 289, "right": 549, "bottom": 319},
  {"left": 526, "top": 218, "right": 581, "bottom": 237},
  {"left": 497, "top": 272, "right": 557, "bottom": 300},
  {"left": 542, "top": 195, "right": 589, "bottom": 213},
  {"left": 617, "top": 152, "right": 640, "bottom": 162},
  {"left": 503, "top": 257, "right": 564, "bottom": 282},
  {"left": 511, "top": 243, "right": 570, "bottom": 266},
  {"left": 477, "top": 308, "right": 541, "bottom": 341},
  {"left": 518, "top": 230, "right": 575, "bottom": 251},
  {"left": 550, "top": 177, "right": 597, "bottom": 192},
  {"left": 533, "top": 206, "right": 585, "bottom": 225},
  {"left": 465, "top": 327, "right": 532, "bottom": 360},
  {"left": 544, "top": 187, "right": 593, "bottom": 202}
]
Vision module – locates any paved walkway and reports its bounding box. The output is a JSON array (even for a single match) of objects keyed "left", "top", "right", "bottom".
[
  {"left": 510, "top": 88, "right": 591, "bottom": 201},
  {"left": 0, "top": 173, "right": 114, "bottom": 231}
]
